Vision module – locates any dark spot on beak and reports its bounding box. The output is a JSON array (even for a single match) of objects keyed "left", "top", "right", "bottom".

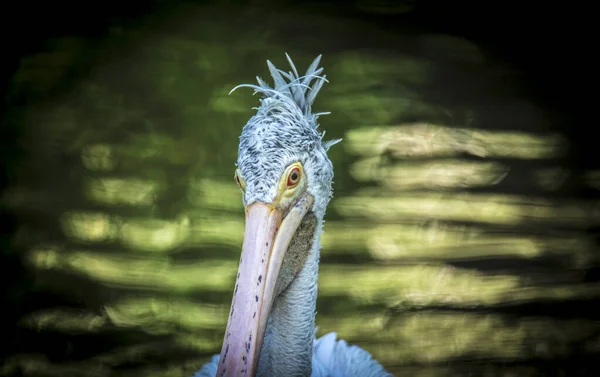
[
  {"left": 266, "top": 242, "right": 268, "bottom": 246},
  {"left": 255, "top": 295, "right": 258, "bottom": 302},
  {"left": 253, "top": 311, "right": 256, "bottom": 318},
  {"left": 258, "top": 275, "right": 262, "bottom": 283},
  {"left": 222, "top": 344, "right": 229, "bottom": 363}
]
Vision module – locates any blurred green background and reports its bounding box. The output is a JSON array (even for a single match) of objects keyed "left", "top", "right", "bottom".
[{"left": 1, "top": 1, "right": 597, "bottom": 376}]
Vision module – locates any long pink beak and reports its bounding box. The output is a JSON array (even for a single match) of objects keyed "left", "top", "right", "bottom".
[{"left": 216, "top": 195, "right": 314, "bottom": 377}]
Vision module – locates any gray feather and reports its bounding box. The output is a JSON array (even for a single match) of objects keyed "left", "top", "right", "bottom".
[
  {"left": 306, "top": 74, "right": 326, "bottom": 107},
  {"left": 323, "top": 138, "right": 342, "bottom": 151},
  {"left": 229, "top": 54, "right": 330, "bottom": 120},
  {"left": 256, "top": 76, "right": 271, "bottom": 90},
  {"left": 267, "top": 60, "right": 288, "bottom": 92},
  {"left": 286, "top": 52, "right": 300, "bottom": 78}
]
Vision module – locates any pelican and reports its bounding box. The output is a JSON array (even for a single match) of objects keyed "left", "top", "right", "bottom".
[{"left": 195, "top": 54, "right": 391, "bottom": 377}]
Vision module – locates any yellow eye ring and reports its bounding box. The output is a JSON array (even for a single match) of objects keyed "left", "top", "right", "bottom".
[
  {"left": 287, "top": 167, "right": 301, "bottom": 187},
  {"left": 234, "top": 169, "right": 246, "bottom": 191}
]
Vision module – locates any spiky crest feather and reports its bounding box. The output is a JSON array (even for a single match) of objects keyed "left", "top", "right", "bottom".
[{"left": 229, "top": 53, "right": 342, "bottom": 151}]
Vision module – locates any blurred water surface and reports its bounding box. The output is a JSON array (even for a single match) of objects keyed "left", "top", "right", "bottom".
[{"left": 2, "top": 2, "right": 599, "bottom": 377}]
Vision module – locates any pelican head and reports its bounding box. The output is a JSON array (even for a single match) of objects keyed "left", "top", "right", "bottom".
[{"left": 217, "top": 54, "right": 340, "bottom": 377}]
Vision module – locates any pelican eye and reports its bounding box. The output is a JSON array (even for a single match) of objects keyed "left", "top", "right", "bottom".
[
  {"left": 287, "top": 167, "right": 301, "bottom": 187},
  {"left": 234, "top": 169, "right": 246, "bottom": 191}
]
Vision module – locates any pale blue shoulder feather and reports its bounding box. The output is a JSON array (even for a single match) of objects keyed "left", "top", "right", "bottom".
[
  {"left": 194, "top": 332, "right": 392, "bottom": 377},
  {"left": 192, "top": 354, "right": 219, "bottom": 377},
  {"left": 311, "top": 332, "right": 393, "bottom": 377}
]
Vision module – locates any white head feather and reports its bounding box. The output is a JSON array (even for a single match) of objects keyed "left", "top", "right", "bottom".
[{"left": 231, "top": 54, "right": 341, "bottom": 219}]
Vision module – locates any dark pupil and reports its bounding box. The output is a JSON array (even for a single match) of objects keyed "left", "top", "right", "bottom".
[{"left": 291, "top": 172, "right": 298, "bottom": 181}]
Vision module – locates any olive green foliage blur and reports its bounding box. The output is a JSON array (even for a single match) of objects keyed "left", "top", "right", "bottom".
[{"left": 2, "top": 3, "right": 599, "bottom": 377}]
